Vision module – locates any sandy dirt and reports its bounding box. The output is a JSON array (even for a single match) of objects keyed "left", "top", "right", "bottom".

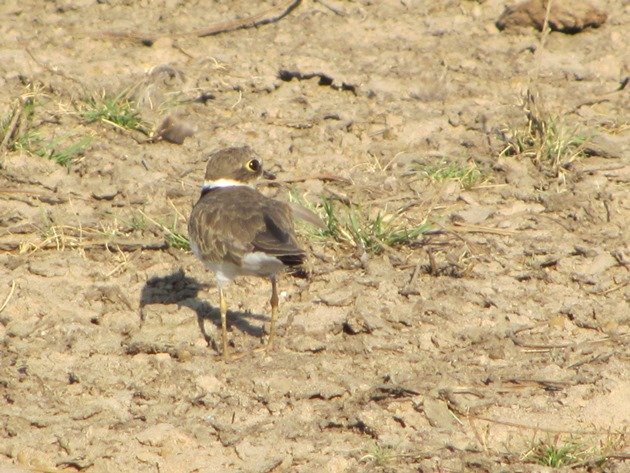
[{"left": 1, "top": 1, "right": 629, "bottom": 472}]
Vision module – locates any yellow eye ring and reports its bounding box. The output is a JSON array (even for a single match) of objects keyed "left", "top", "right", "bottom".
[{"left": 246, "top": 159, "right": 261, "bottom": 172}]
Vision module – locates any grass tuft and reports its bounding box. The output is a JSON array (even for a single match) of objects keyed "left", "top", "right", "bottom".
[
  {"left": 81, "top": 93, "right": 148, "bottom": 134},
  {"left": 13, "top": 130, "right": 92, "bottom": 167},
  {"left": 500, "top": 88, "right": 590, "bottom": 177},
  {"left": 522, "top": 432, "right": 627, "bottom": 469},
  {"left": 129, "top": 213, "right": 148, "bottom": 232},
  {"left": 414, "top": 158, "right": 484, "bottom": 189},
  {"left": 291, "top": 193, "right": 430, "bottom": 254},
  {"left": 138, "top": 210, "right": 190, "bottom": 251},
  {"left": 360, "top": 442, "right": 398, "bottom": 467},
  {"left": 47, "top": 137, "right": 92, "bottom": 166},
  {"left": 165, "top": 230, "right": 190, "bottom": 251},
  {"left": 527, "top": 441, "right": 582, "bottom": 467},
  {"left": 41, "top": 136, "right": 91, "bottom": 167},
  {"left": 2, "top": 93, "right": 91, "bottom": 167}
]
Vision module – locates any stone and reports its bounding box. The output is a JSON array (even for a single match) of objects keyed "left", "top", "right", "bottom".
[
  {"left": 451, "top": 205, "right": 493, "bottom": 224},
  {"left": 497, "top": 0, "right": 607, "bottom": 33},
  {"left": 423, "top": 398, "right": 457, "bottom": 429}
]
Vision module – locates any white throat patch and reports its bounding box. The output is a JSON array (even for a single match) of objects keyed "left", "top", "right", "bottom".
[{"left": 202, "top": 178, "right": 252, "bottom": 191}]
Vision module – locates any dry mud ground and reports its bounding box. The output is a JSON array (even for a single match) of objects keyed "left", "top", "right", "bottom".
[{"left": 0, "top": 1, "right": 629, "bottom": 472}]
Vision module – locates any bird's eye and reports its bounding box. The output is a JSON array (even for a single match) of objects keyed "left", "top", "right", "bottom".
[{"left": 246, "top": 159, "right": 261, "bottom": 172}]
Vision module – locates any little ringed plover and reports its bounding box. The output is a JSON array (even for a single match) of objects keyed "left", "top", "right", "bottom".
[{"left": 188, "top": 146, "right": 306, "bottom": 360}]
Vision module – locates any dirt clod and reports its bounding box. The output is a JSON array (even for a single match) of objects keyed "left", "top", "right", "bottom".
[{"left": 497, "top": 0, "right": 608, "bottom": 33}]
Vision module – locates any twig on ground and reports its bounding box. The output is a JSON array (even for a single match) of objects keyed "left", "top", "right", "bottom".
[
  {"left": 469, "top": 417, "right": 490, "bottom": 453},
  {"left": 567, "top": 352, "right": 615, "bottom": 369},
  {"left": 399, "top": 262, "right": 422, "bottom": 296},
  {"left": 0, "top": 280, "right": 16, "bottom": 314},
  {"left": 592, "top": 279, "right": 629, "bottom": 296},
  {"left": 468, "top": 415, "right": 608, "bottom": 435},
  {"left": 195, "top": 0, "right": 302, "bottom": 37},
  {"left": 1, "top": 102, "right": 23, "bottom": 150},
  {"left": 529, "top": 0, "right": 554, "bottom": 84},
  {"left": 0, "top": 239, "right": 168, "bottom": 253},
  {"left": 569, "top": 453, "right": 630, "bottom": 470},
  {"left": 96, "top": 0, "right": 302, "bottom": 45},
  {"left": 449, "top": 222, "right": 516, "bottom": 236},
  {"left": 314, "top": 0, "right": 346, "bottom": 16},
  {"left": 509, "top": 335, "right": 573, "bottom": 349},
  {"left": 271, "top": 173, "right": 352, "bottom": 185},
  {"left": 1, "top": 187, "right": 69, "bottom": 205},
  {"left": 427, "top": 248, "right": 438, "bottom": 275}
]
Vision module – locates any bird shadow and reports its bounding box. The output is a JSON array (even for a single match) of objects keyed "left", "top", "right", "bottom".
[{"left": 139, "top": 269, "right": 267, "bottom": 350}]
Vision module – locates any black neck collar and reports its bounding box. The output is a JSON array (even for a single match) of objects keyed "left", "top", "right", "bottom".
[{"left": 199, "top": 186, "right": 219, "bottom": 198}]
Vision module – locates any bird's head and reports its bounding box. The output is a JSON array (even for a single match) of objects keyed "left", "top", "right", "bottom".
[{"left": 202, "top": 146, "right": 275, "bottom": 190}]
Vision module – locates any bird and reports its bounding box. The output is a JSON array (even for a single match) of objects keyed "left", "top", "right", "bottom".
[{"left": 188, "top": 146, "right": 307, "bottom": 360}]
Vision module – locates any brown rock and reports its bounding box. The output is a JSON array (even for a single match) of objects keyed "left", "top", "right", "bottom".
[
  {"left": 136, "top": 423, "right": 190, "bottom": 447},
  {"left": 91, "top": 184, "right": 118, "bottom": 201},
  {"left": 151, "top": 115, "right": 196, "bottom": 145},
  {"left": 288, "top": 334, "right": 326, "bottom": 352},
  {"left": 451, "top": 205, "right": 494, "bottom": 225},
  {"left": 583, "top": 134, "right": 625, "bottom": 159},
  {"left": 497, "top": 0, "right": 607, "bottom": 33},
  {"left": 28, "top": 260, "right": 67, "bottom": 277},
  {"left": 575, "top": 252, "right": 618, "bottom": 277},
  {"left": 423, "top": 398, "right": 457, "bottom": 428}
]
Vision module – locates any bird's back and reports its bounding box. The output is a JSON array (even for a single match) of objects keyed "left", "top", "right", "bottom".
[{"left": 188, "top": 186, "right": 305, "bottom": 276}]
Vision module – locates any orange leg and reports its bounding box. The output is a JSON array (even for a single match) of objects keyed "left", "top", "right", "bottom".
[
  {"left": 219, "top": 287, "right": 228, "bottom": 361},
  {"left": 267, "top": 276, "right": 279, "bottom": 351}
]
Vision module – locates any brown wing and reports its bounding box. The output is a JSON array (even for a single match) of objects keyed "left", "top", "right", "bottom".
[
  {"left": 288, "top": 202, "right": 326, "bottom": 229},
  {"left": 251, "top": 203, "right": 305, "bottom": 266},
  {"left": 188, "top": 187, "right": 305, "bottom": 267}
]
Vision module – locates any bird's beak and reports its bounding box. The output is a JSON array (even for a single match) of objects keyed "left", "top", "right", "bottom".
[{"left": 263, "top": 170, "right": 276, "bottom": 180}]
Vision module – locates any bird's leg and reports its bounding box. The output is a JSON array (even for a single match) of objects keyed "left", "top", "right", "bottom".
[
  {"left": 219, "top": 287, "right": 228, "bottom": 361},
  {"left": 267, "top": 276, "right": 279, "bottom": 351}
]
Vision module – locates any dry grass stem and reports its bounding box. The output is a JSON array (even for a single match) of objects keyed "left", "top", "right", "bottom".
[{"left": 0, "top": 280, "right": 16, "bottom": 314}]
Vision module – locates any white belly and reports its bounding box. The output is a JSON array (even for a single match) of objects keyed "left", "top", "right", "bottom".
[{"left": 205, "top": 252, "right": 284, "bottom": 288}]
